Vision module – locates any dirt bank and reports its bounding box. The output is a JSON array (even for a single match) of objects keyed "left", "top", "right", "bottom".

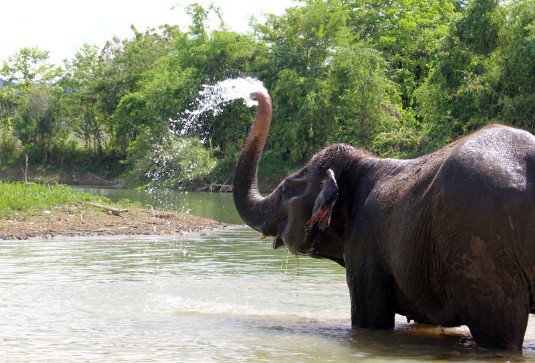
[{"left": 0, "top": 204, "right": 229, "bottom": 240}]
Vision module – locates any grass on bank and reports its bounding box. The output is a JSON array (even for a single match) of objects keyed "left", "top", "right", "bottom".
[{"left": 0, "top": 181, "right": 113, "bottom": 219}]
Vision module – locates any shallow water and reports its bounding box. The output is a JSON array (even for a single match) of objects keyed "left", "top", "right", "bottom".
[
  {"left": 4, "top": 188, "right": 535, "bottom": 361},
  {"left": 71, "top": 187, "right": 242, "bottom": 224},
  {"left": 2, "top": 227, "right": 535, "bottom": 362}
]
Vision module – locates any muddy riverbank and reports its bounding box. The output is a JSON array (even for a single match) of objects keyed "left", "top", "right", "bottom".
[{"left": 0, "top": 204, "right": 228, "bottom": 240}]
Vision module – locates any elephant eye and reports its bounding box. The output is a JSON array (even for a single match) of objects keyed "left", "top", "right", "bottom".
[
  {"left": 319, "top": 181, "right": 325, "bottom": 189},
  {"left": 281, "top": 184, "right": 290, "bottom": 198},
  {"left": 280, "top": 177, "right": 307, "bottom": 199}
]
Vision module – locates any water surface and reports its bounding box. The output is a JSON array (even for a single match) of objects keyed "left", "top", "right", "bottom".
[
  {"left": 3, "top": 228, "right": 535, "bottom": 362},
  {"left": 3, "top": 188, "right": 535, "bottom": 361},
  {"left": 72, "top": 187, "right": 241, "bottom": 224}
]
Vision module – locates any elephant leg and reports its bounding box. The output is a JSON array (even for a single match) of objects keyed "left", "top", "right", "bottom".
[
  {"left": 453, "top": 269, "right": 530, "bottom": 351},
  {"left": 347, "top": 264, "right": 395, "bottom": 329},
  {"left": 464, "top": 295, "right": 529, "bottom": 351}
]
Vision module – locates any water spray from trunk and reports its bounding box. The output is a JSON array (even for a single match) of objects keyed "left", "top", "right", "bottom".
[
  {"left": 146, "top": 77, "right": 269, "bottom": 211},
  {"left": 179, "top": 77, "right": 268, "bottom": 138}
]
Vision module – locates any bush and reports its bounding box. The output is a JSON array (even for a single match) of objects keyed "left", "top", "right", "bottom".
[
  {"left": 0, "top": 125, "right": 22, "bottom": 166},
  {"left": 129, "top": 134, "right": 217, "bottom": 189}
]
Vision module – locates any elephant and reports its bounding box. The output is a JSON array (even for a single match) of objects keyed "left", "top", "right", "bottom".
[{"left": 233, "top": 88, "right": 535, "bottom": 351}]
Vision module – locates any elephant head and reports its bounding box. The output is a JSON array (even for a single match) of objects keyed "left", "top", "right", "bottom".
[{"left": 233, "top": 89, "right": 348, "bottom": 266}]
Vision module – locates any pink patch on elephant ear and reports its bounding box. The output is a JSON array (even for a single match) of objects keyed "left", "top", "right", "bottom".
[
  {"left": 306, "top": 168, "right": 338, "bottom": 233},
  {"left": 317, "top": 207, "right": 333, "bottom": 231},
  {"left": 305, "top": 203, "right": 334, "bottom": 232}
]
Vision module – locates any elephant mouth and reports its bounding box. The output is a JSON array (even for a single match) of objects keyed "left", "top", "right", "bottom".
[
  {"left": 305, "top": 229, "right": 323, "bottom": 255},
  {"left": 276, "top": 235, "right": 318, "bottom": 256},
  {"left": 272, "top": 234, "right": 313, "bottom": 255},
  {"left": 304, "top": 221, "right": 346, "bottom": 267},
  {"left": 273, "top": 231, "right": 345, "bottom": 267}
]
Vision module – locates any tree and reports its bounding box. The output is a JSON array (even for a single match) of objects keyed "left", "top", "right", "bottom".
[
  {"left": 0, "top": 86, "right": 17, "bottom": 124},
  {"left": 0, "top": 47, "right": 65, "bottom": 162},
  {"left": 93, "top": 25, "right": 180, "bottom": 153},
  {"left": 414, "top": 0, "right": 535, "bottom": 146},
  {"left": 0, "top": 87, "right": 20, "bottom": 165},
  {"left": 61, "top": 43, "right": 105, "bottom": 154},
  {"left": 345, "top": 0, "right": 460, "bottom": 109},
  {"left": 252, "top": 0, "right": 402, "bottom": 164},
  {"left": 493, "top": 0, "right": 535, "bottom": 131},
  {"left": 1, "top": 47, "right": 61, "bottom": 89},
  {"left": 114, "top": 5, "right": 258, "bottom": 178},
  {"left": 253, "top": 0, "right": 352, "bottom": 164},
  {"left": 13, "top": 86, "right": 66, "bottom": 162},
  {"left": 328, "top": 47, "right": 401, "bottom": 149}
]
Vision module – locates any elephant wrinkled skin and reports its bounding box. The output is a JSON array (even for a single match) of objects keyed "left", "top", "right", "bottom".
[{"left": 233, "top": 89, "right": 535, "bottom": 351}]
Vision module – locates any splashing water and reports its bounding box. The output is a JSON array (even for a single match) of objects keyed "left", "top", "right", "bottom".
[
  {"left": 178, "top": 77, "right": 267, "bottom": 137},
  {"left": 145, "top": 77, "right": 267, "bottom": 200}
]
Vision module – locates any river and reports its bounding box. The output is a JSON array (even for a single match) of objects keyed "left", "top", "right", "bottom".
[{"left": 1, "top": 188, "right": 535, "bottom": 362}]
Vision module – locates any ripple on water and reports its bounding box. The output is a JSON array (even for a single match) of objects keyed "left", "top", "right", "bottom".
[{"left": 1, "top": 232, "right": 534, "bottom": 362}]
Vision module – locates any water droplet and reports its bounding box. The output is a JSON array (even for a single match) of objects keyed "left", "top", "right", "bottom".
[
  {"left": 147, "top": 77, "right": 266, "bottom": 200},
  {"left": 176, "top": 77, "right": 267, "bottom": 136}
]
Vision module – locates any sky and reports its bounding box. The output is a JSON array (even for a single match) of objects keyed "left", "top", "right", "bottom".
[{"left": 1, "top": 0, "right": 294, "bottom": 66}]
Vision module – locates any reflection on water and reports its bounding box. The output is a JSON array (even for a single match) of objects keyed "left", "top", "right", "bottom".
[
  {"left": 70, "top": 187, "right": 242, "bottom": 224},
  {"left": 2, "top": 227, "right": 535, "bottom": 362}
]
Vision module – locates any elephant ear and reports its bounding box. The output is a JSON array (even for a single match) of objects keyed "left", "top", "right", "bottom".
[{"left": 306, "top": 169, "right": 338, "bottom": 232}]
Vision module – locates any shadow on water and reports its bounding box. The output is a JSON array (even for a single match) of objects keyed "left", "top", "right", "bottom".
[{"left": 196, "top": 313, "right": 527, "bottom": 362}]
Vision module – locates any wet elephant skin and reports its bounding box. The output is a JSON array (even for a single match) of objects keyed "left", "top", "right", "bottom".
[{"left": 233, "top": 89, "right": 535, "bottom": 351}]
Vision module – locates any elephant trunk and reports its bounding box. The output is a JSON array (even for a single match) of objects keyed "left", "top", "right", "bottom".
[{"left": 233, "top": 89, "right": 280, "bottom": 236}]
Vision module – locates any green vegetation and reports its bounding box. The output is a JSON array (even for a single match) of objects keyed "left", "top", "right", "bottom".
[
  {"left": 0, "top": 181, "right": 108, "bottom": 218},
  {"left": 1, "top": 0, "right": 534, "bottom": 186}
]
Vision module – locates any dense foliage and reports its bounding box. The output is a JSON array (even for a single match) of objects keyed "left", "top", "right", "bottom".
[{"left": 1, "top": 0, "right": 534, "bottom": 186}]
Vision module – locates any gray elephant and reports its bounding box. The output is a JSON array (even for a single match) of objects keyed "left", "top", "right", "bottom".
[{"left": 233, "top": 88, "right": 535, "bottom": 351}]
